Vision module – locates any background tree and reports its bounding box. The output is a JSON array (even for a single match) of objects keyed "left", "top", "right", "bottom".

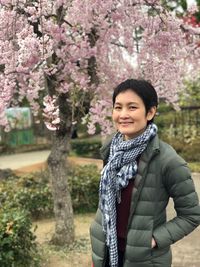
[
  {"left": 0, "top": 0, "right": 200, "bottom": 246},
  {"left": 179, "top": 78, "right": 200, "bottom": 106},
  {"left": 162, "top": 0, "right": 188, "bottom": 13}
]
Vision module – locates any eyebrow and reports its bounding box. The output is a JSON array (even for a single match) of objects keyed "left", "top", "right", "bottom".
[{"left": 114, "top": 102, "right": 138, "bottom": 105}]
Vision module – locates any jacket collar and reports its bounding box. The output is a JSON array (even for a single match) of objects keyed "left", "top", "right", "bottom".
[{"left": 141, "top": 134, "right": 160, "bottom": 162}]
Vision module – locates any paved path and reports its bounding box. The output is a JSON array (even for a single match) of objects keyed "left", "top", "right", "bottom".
[
  {"left": 0, "top": 150, "right": 103, "bottom": 173},
  {"left": 168, "top": 173, "right": 200, "bottom": 267},
  {"left": 0, "top": 150, "right": 50, "bottom": 170},
  {"left": 0, "top": 151, "right": 200, "bottom": 266}
]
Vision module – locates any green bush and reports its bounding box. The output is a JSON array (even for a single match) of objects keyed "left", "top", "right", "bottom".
[
  {"left": 154, "top": 105, "right": 200, "bottom": 163},
  {"left": 16, "top": 174, "right": 53, "bottom": 219},
  {"left": 0, "top": 206, "right": 39, "bottom": 267},
  {"left": 157, "top": 103, "right": 173, "bottom": 113},
  {"left": 162, "top": 137, "right": 200, "bottom": 162},
  {"left": 68, "top": 164, "right": 100, "bottom": 213},
  {"left": 70, "top": 138, "right": 101, "bottom": 158},
  {"left": 0, "top": 164, "right": 101, "bottom": 216},
  {"left": 0, "top": 173, "right": 53, "bottom": 219},
  {"left": 154, "top": 112, "right": 175, "bottom": 134}
]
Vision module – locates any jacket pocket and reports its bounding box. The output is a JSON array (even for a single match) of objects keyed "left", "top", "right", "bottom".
[
  {"left": 125, "top": 228, "right": 153, "bottom": 261},
  {"left": 151, "top": 247, "right": 172, "bottom": 267}
]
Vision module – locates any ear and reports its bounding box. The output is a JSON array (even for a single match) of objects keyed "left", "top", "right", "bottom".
[{"left": 147, "top": 106, "right": 157, "bottom": 121}]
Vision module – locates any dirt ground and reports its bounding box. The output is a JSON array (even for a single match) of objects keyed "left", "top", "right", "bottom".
[
  {"left": 34, "top": 210, "right": 200, "bottom": 267},
  {"left": 14, "top": 156, "right": 103, "bottom": 175},
  {"left": 34, "top": 214, "right": 94, "bottom": 267}
]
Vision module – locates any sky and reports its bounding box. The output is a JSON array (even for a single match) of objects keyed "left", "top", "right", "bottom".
[{"left": 187, "top": 0, "right": 197, "bottom": 6}]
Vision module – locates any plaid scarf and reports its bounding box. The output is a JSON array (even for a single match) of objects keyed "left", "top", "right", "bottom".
[{"left": 99, "top": 123, "right": 157, "bottom": 267}]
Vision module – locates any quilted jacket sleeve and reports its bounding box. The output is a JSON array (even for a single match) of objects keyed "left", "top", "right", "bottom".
[{"left": 153, "top": 160, "right": 200, "bottom": 249}]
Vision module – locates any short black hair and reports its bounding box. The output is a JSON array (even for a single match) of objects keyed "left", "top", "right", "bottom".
[{"left": 112, "top": 79, "right": 158, "bottom": 123}]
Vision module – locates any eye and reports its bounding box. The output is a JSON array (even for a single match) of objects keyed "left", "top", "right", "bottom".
[
  {"left": 129, "top": 106, "right": 137, "bottom": 110},
  {"left": 114, "top": 106, "right": 121, "bottom": 110}
]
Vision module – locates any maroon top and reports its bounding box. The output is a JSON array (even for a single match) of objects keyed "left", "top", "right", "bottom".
[{"left": 116, "top": 179, "right": 135, "bottom": 251}]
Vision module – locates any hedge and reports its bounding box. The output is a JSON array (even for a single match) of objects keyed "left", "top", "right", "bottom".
[
  {"left": 0, "top": 164, "right": 101, "bottom": 218},
  {"left": 0, "top": 207, "right": 40, "bottom": 267},
  {"left": 68, "top": 164, "right": 100, "bottom": 213},
  {"left": 70, "top": 138, "right": 101, "bottom": 159}
]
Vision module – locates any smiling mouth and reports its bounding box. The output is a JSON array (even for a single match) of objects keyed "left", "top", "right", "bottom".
[{"left": 119, "top": 122, "right": 133, "bottom": 125}]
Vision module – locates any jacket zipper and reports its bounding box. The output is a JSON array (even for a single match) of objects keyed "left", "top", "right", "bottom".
[{"left": 124, "top": 149, "right": 160, "bottom": 263}]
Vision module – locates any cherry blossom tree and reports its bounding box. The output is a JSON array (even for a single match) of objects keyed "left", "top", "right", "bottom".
[{"left": 0, "top": 0, "right": 200, "bottom": 245}]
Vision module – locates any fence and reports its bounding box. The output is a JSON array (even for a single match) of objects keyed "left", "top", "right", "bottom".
[{"left": 157, "top": 106, "right": 200, "bottom": 141}]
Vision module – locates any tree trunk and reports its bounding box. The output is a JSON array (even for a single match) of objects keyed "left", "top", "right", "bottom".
[{"left": 47, "top": 129, "right": 74, "bottom": 246}]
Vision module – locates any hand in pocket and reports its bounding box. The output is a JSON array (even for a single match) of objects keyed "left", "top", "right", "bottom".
[{"left": 151, "top": 237, "right": 157, "bottom": 248}]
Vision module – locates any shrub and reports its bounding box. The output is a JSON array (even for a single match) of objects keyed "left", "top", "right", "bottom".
[
  {"left": 0, "top": 206, "right": 39, "bottom": 267},
  {"left": 0, "top": 179, "right": 17, "bottom": 209},
  {"left": 68, "top": 164, "right": 100, "bottom": 213},
  {"left": 0, "top": 173, "right": 53, "bottom": 219},
  {"left": 162, "top": 137, "right": 200, "bottom": 162},
  {"left": 70, "top": 138, "right": 101, "bottom": 158},
  {"left": 0, "top": 164, "right": 101, "bottom": 216},
  {"left": 154, "top": 112, "right": 175, "bottom": 134},
  {"left": 16, "top": 174, "right": 53, "bottom": 219}
]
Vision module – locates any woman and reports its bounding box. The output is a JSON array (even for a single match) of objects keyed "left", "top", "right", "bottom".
[{"left": 90, "top": 79, "right": 200, "bottom": 267}]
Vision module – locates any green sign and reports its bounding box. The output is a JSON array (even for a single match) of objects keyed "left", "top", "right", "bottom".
[
  {"left": 5, "top": 107, "right": 32, "bottom": 130},
  {"left": 4, "top": 108, "right": 34, "bottom": 147}
]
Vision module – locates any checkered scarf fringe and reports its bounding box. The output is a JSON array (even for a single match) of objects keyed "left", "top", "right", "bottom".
[{"left": 99, "top": 123, "right": 157, "bottom": 267}]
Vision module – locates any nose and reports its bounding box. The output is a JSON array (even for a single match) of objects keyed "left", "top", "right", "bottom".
[{"left": 119, "top": 108, "right": 130, "bottom": 118}]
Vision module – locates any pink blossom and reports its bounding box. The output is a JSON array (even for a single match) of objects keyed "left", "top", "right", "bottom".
[
  {"left": 187, "top": 3, "right": 198, "bottom": 14},
  {"left": 0, "top": 0, "right": 199, "bottom": 134}
]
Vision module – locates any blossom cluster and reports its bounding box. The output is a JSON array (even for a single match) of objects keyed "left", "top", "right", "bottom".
[
  {"left": 43, "top": 95, "right": 60, "bottom": 131},
  {"left": 0, "top": 0, "right": 199, "bottom": 134}
]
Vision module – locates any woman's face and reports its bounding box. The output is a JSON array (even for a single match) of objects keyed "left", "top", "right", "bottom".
[{"left": 112, "top": 89, "right": 156, "bottom": 140}]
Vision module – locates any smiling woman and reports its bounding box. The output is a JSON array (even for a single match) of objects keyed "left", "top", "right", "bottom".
[{"left": 90, "top": 79, "right": 200, "bottom": 267}]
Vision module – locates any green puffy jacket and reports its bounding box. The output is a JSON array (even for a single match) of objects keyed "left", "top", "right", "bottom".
[{"left": 90, "top": 135, "right": 200, "bottom": 267}]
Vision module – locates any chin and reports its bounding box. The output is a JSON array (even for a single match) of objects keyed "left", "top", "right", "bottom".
[{"left": 121, "top": 132, "right": 134, "bottom": 139}]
